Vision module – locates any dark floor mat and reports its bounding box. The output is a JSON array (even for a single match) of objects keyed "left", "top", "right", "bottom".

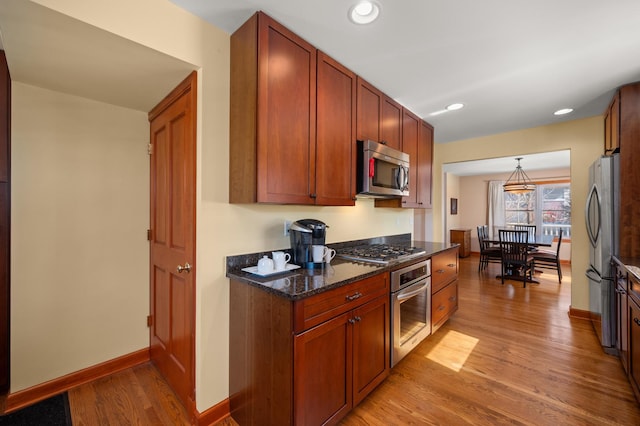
[{"left": 0, "top": 392, "right": 71, "bottom": 425}]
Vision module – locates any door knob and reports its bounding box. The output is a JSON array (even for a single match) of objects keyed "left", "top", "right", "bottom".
[{"left": 177, "top": 262, "right": 192, "bottom": 274}]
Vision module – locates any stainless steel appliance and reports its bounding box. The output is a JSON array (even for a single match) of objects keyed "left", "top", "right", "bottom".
[
  {"left": 289, "top": 219, "right": 328, "bottom": 269},
  {"left": 336, "top": 244, "right": 425, "bottom": 265},
  {"left": 585, "top": 154, "right": 619, "bottom": 352},
  {"left": 357, "top": 140, "right": 409, "bottom": 198},
  {"left": 390, "top": 259, "right": 431, "bottom": 366}
]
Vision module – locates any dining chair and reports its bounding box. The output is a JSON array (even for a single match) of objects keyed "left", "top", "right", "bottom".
[
  {"left": 532, "top": 229, "right": 563, "bottom": 283},
  {"left": 477, "top": 225, "right": 501, "bottom": 271},
  {"left": 498, "top": 229, "right": 535, "bottom": 287},
  {"left": 514, "top": 224, "right": 538, "bottom": 252}
]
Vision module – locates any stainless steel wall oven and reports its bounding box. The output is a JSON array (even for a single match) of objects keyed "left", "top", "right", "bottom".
[{"left": 390, "top": 259, "right": 431, "bottom": 367}]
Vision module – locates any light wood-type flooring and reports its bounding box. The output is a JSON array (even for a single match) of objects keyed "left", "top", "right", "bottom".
[{"left": 53, "top": 256, "right": 640, "bottom": 424}]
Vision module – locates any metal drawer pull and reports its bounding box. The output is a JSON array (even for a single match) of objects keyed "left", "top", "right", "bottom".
[
  {"left": 436, "top": 269, "right": 445, "bottom": 274},
  {"left": 447, "top": 264, "right": 456, "bottom": 267},
  {"left": 346, "top": 292, "right": 362, "bottom": 301},
  {"left": 634, "top": 318, "right": 640, "bottom": 326},
  {"left": 348, "top": 318, "right": 356, "bottom": 324},
  {"left": 354, "top": 316, "right": 361, "bottom": 322},
  {"left": 448, "top": 296, "right": 456, "bottom": 302},
  {"left": 438, "top": 305, "right": 445, "bottom": 311}
]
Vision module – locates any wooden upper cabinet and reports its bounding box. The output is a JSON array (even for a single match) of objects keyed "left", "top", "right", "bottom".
[
  {"left": 604, "top": 91, "right": 620, "bottom": 155},
  {"left": 400, "top": 109, "right": 420, "bottom": 207},
  {"left": 230, "top": 12, "right": 317, "bottom": 204},
  {"left": 417, "top": 119, "right": 434, "bottom": 209},
  {"left": 381, "top": 96, "right": 402, "bottom": 151},
  {"left": 356, "top": 77, "right": 382, "bottom": 142},
  {"left": 355, "top": 77, "right": 401, "bottom": 150},
  {"left": 618, "top": 82, "right": 640, "bottom": 258},
  {"left": 0, "top": 51, "right": 9, "bottom": 184},
  {"left": 316, "top": 51, "right": 357, "bottom": 206}
]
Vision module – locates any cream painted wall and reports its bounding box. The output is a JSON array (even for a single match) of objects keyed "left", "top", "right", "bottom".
[
  {"left": 428, "top": 117, "right": 603, "bottom": 311},
  {"left": 15, "top": 0, "right": 414, "bottom": 412},
  {"left": 445, "top": 173, "right": 461, "bottom": 240},
  {"left": 11, "top": 83, "right": 150, "bottom": 391}
]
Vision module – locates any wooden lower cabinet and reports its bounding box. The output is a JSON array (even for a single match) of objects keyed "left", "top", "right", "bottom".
[
  {"left": 629, "top": 294, "right": 640, "bottom": 400},
  {"left": 230, "top": 273, "right": 389, "bottom": 425},
  {"left": 450, "top": 229, "right": 471, "bottom": 258},
  {"left": 431, "top": 247, "right": 459, "bottom": 333},
  {"left": 294, "top": 294, "right": 388, "bottom": 425}
]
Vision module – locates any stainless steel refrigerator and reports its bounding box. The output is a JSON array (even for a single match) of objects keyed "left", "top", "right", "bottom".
[{"left": 585, "top": 154, "right": 619, "bottom": 353}]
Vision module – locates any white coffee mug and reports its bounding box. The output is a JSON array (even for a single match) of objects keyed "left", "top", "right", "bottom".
[
  {"left": 257, "top": 255, "right": 274, "bottom": 274},
  {"left": 312, "top": 245, "right": 328, "bottom": 263},
  {"left": 272, "top": 251, "right": 291, "bottom": 271},
  {"left": 324, "top": 247, "right": 336, "bottom": 264}
]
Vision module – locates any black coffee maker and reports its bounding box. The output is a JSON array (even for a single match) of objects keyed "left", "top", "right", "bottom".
[{"left": 289, "top": 219, "right": 328, "bottom": 269}]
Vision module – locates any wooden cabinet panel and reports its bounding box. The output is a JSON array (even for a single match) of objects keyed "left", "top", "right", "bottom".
[
  {"left": 294, "top": 311, "right": 352, "bottom": 426},
  {"left": 294, "top": 273, "right": 388, "bottom": 333},
  {"left": 450, "top": 229, "right": 471, "bottom": 258},
  {"left": 352, "top": 295, "right": 389, "bottom": 405},
  {"left": 400, "top": 108, "right": 419, "bottom": 207},
  {"left": 618, "top": 83, "right": 640, "bottom": 258},
  {"left": 629, "top": 295, "right": 640, "bottom": 400},
  {"left": 432, "top": 248, "right": 459, "bottom": 293},
  {"left": 0, "top": 51, "right": 8, "bottom": 183},
  {"left": 381, "top": 96, "right": 402, "bottom": 151},
  {"left": 316, "top": 51, "right": 356, "bottom": 206},
  {"left": 616, "top": 265, "right": 629, "bottom": 373},
  {"left": 432, "top": 282, "right": 458, "bottom": 332},
  {"left": 356, "top": 77, "right": 382, "bottom": 142},
  {"left": 417, "top": 120, "right": 434, "bottom": 208},
  {"left": 604, "top": 92, "right": 620, "bottom": 154}
]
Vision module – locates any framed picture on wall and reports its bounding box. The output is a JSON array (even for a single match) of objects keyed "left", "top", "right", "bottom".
[{"left": 450, "top": 198, "right": 458, "bottom": 215}]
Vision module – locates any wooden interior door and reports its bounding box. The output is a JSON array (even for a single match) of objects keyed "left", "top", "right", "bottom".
[{"left": 148, "top": 71, "right": 196, "bottom": 412}]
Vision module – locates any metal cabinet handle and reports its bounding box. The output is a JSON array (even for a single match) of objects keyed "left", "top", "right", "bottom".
[
  {"left": 177, "top": 262, "right": 192, "bottom": 274},
  {"left": 354, "top": 316, "right": 361, "bottom": 322},
  {"left": 437, "top": 305, "right": 445, "bottom": 311},
  {"left": 348, "top": 318, "right": 356, "bottom": 324},
  {"left": 634, "top": 318, "right": 640, "bottom": 326},
  {"left": 447, "top": 263, "right": 456, "bottom": 268},
  {"left": 346, "top": 292, "right": 362, "bottom": 301},
  {"left": 448, "top": 296, "right": 457, "bottom": 302},
  {"left": 436, "top": 269, "right": 445, "bottom": 274}
]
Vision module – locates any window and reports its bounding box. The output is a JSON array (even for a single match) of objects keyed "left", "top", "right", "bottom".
[{"left": 504, "top": 182, "right": 571, "bottom": 237}]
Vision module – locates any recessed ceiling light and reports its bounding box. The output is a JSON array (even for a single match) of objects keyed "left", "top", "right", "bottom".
[
  {"left": 446, "top": 103, "right": 464, "bottom": 111},
  {"left": 554, "top": 108, "right": 573, "bottom": 116},
  {"left": 349, "top": 1, "right": 380, "bottom": 25}
]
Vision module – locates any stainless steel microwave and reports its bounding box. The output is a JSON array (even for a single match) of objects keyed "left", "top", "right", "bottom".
[{"left": 356, "top": 140, "right": 410, "bottom": 198}]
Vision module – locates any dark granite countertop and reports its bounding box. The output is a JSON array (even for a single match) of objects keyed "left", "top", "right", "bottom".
[
  {"left": 613, "top": 256, "right": 640, "bottom": 281},
  {"left": 226, "top": 237, "right": 455, "bottom": 301}
]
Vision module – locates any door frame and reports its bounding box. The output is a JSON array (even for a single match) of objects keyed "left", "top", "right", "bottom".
[{"left": 148, "top": 70, "right": 197, "bottom": 413}]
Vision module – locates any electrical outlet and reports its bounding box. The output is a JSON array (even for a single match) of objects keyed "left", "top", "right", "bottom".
[{"left": 284, "top": 220, "right": 292, "bottom": 237}]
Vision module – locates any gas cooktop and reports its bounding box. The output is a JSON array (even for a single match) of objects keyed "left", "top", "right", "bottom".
[{"left": 336, "top": 243, "right": 426, "bottom": 265}]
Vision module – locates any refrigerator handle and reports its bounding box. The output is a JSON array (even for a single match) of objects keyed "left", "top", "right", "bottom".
[
  {"left": 584, "top": 183, "right": 600, "bottom": 247},
  {"left": 585, "top": 266, "right": 601, "bottom": 283}
]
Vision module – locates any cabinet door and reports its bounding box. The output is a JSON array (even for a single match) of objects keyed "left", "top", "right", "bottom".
[
  {"left": 294, "top": 312, "right": 352, "bottom": 425},
  {"left": 418, "top": 120, "right": 434, "bottom": 208},
  {"left": 605, "top": 93, "right": 620, "bottom": 154},
  {"left": 256, "top": 14, "right": 317, "bottom": 204},
  {"left": 356, "top": 77, "right": 381, "bottom": 142},
  {"left": 629, "top": 297, "right": 640, "bottom": 396},
  {"left": 381, "top": 96, "right": 402, "bottom": 151},
  {"left": 352, "top": 295, "right": 390, "bottom": 405},
  {"left": 316, "top": 52, "right": 356, "bottom": 206},
  {"left": 400, "top": 108, "right": 420, "bottom": 207}
]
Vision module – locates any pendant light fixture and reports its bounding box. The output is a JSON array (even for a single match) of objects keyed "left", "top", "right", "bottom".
[{"left": 503, "top": 157, "right": 536, "bottom": 193}]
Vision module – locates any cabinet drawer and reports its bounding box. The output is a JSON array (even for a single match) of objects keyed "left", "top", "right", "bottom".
[
  {"left": 432, "top": 249, "right": 458, "bottom": 293},
  {"left": 293, "top": 273, "right": 389, "bottom": 333},
  {"left": 432, "top": 282, "right": 458, "bottom": 328}
]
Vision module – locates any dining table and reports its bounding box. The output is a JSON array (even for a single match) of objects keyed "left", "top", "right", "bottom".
[{"left": 485, "top": 232, "right": 554, "bottom": 284}]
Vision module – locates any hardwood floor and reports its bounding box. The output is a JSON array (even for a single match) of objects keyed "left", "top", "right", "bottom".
[
  {"left": 57, "top": 255, "right": 639, "bottom": 425},
  {"left": 341, "top": 256, "right": 640, "bottom": 425}
]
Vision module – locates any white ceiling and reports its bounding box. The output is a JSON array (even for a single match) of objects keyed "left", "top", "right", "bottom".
[{"left": 170, "top": 0, "right": 640, "bottom": 143}]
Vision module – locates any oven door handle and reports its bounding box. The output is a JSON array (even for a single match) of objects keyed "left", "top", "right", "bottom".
[{"left": 396, "top": 281, "right": 429, "bottom": 301}]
